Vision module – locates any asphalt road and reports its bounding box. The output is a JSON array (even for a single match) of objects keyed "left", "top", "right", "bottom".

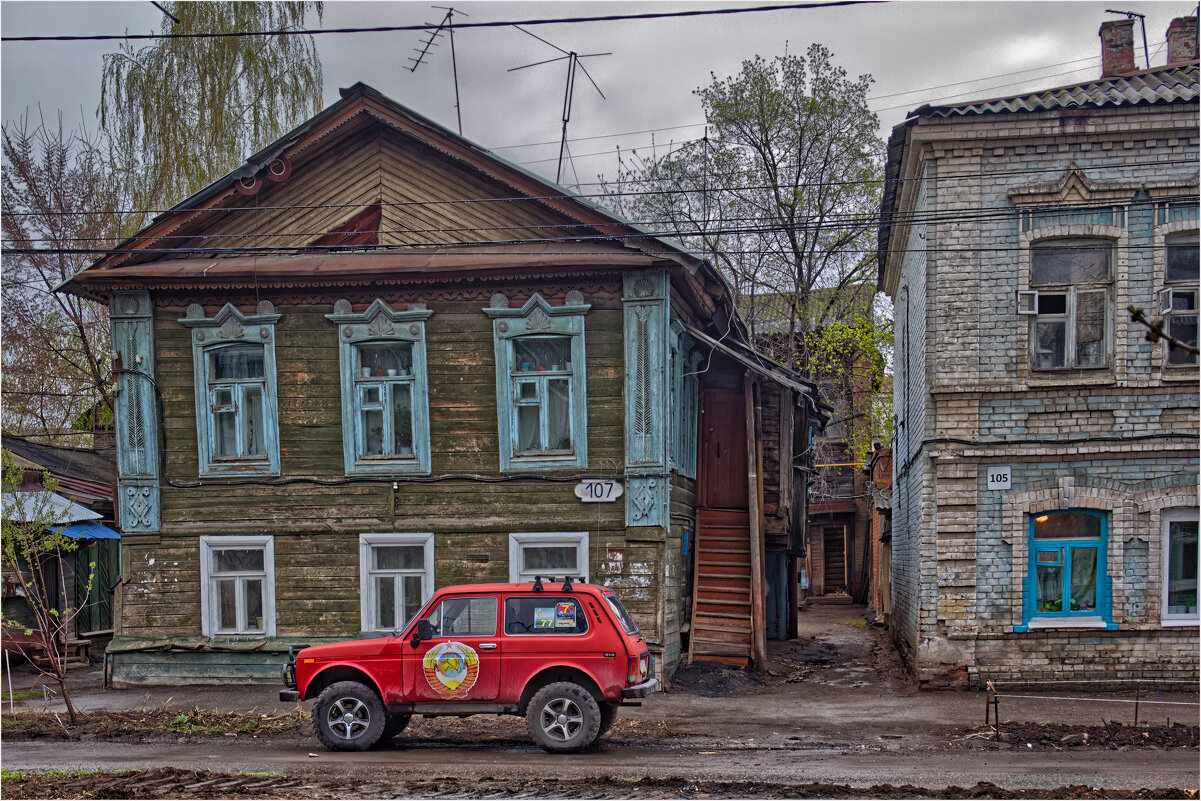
[{"left": 3, "top": 738, "right": 1198, "bottom": 792}]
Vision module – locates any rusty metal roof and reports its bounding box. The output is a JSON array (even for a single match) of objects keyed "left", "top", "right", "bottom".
[{"left": 914, "top": 62, "right": 1198, "bottom": 118}]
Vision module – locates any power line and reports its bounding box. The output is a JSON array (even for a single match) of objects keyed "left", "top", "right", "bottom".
[
  {"left": 5, "top": 157, "right": 1196, "bottom": 219},
  {"left": 1, "top": 2, "right": 876, "bottom": 42}
]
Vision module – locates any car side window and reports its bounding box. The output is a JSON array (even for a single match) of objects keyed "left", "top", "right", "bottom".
[
  {"left": 504, "top": 596, "right": 588, "bottom": 635},
  {"left": 426, "top": 596, "right": 497, "bottom": 637}
]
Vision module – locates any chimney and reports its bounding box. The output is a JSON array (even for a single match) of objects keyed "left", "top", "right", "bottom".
[
  {"left": 1099, "top": 18, "right": 1137, "bottom": 78},
  {"left": 1166, "top": 17, "right": 1198, "bottom": 65}
]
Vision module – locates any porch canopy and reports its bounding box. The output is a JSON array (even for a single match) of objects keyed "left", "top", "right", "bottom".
[
  {"left": 52, "top": 520, "right": 120, "bottom": 540},
  {"left": 2, "top": 491, "right": 102, "bottom": 523}
]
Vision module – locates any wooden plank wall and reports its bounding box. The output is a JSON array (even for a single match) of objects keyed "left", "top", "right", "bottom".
[{"left": 120, "top": 277, "right": 666, "bottom": 647}]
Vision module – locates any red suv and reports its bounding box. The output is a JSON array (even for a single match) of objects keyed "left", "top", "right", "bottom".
[{"left": 280, "top": 577, "right": 658, "bottom": 752}]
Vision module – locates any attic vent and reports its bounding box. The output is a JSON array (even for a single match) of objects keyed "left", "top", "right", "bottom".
[{"left": 309, "top": 203, "right": 382, "bottom": 251}]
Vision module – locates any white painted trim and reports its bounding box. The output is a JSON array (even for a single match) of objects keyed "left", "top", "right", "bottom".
[
  {"left": 199, "top": 535, "right": 275, "bottom": 637},
  {"left": 508, "top": 531, "right": 589, "bottom": 583},
  {"left": 1161, "top": 508, "right": 1200, "bottom": 626},
  {"left": 358, "top": 532, "right": 434, "bottom": 634},
  {"left": 1027, "top": 616, "right": 1107, "bottom": 630}
]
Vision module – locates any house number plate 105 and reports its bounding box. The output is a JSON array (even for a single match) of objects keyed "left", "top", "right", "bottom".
[
  {"left": 574, "top": 480, "right": 623, "bottom": 503},
  {"left": 987, "top": 467, "right": 1012, "bottom": 490}
]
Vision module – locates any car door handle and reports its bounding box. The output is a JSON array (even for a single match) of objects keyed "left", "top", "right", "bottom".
[{"left": 479, "top": 643, "right": 498, "bottom": 650}]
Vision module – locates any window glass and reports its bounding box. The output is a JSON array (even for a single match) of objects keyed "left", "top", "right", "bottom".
[
  {"left": 1034, "top": 320, "right": 1066, "bottom": 369},
  {"left": 604, "top": 594, "right": 640, "bottom": 635},
  {"left": 214, "top": 549, "right": 264, "bottom": 572},
  {"left": 523, "top": 546, "right": 578, "bottom": 574},
  {"left": 1074, "top": 290, "right": 1106, "bottom": 368},
  {"left": 517, "top": 405, "right": 541, "bottom": 452},
  {"left": 546, "top": 380, "right": 571, "bottom": 451},
  {"left": 1036, "top": 293, "right": 1067, "bottom": 315},
  {"left": 1069, "top": 546, "right": 1098, "bottom": 612},
  {"left": 514, "top": 337, "right": 571, "bottom": 372},
  {"left": 1036, "top": 555, "right": 1063, "bottom": 613},
  {"left": 218, "top": 579, "right": 238, "bottom": 629},
  {"left": 427, "top": 596, "right": 497, "bottom": 637},
  {"left": 1031, "top": 241, "right": 1111, "bottom": 285},
  {"left": 245, "top": 579, "right": 264, "bottom": 630},
  {"left": 1032, "top": 512, "right": 1101, "bottom": 540},
  {"left": 504, "top": 596, "right": 588, "bottom": 635},
  {"left": 391, "top": 385, "right": 413, "bottom": 453},
  {"left": 358, "top": 343, "right": 413, "bottom": 377},
  {"left": 215, "top": 407, "right": 238, "bottom": 458},
  {"left": 376, "top": 575, "right": 396, "bottom": 629},
  {"left": 210, "top": 344, "right": 265, "bottom": 380},
  {"left": 1166, "top": 234, "right": 1200, "bottom": 283},
  {"left": 1168, "top": 313, "right": 1199, "bottom": 366},
  {"left": 1167, "top": 519, "right": 1199, "bottom": 616},
  {"left": 374, "top": 545, "right": 423, "bottom": 570}
]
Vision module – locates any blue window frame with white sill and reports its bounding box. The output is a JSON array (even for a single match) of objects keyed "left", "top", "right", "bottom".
[
  {"left": 485, "top": 292, "right": 589, "bottom": 472},
  {"left": 1018, "top": 508, "right": 1115, "bottom": 631},
  {"left": 327, "top": 299, "right": 433, "bottom": 475},
  {"left": 181, "top": 302, "right": 281, "bottom": 478}
]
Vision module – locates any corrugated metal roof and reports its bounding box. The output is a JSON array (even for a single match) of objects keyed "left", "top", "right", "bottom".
[
  {"left": 915, "top": 63, "right": 1198, "bottom": 118},
  {"left": 2, "top": 492, "right": 103, "bottom": 523}
]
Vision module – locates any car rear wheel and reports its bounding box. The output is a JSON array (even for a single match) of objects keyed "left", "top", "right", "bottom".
[
  {"left": 526, "top": 681, "right": 601, "bottom": 753},
  {"left": 382, "top": 713, "right": 412, "bottom": 740},
  {"left": 313, "top": 681, "right": 386, "bottom": 751}
]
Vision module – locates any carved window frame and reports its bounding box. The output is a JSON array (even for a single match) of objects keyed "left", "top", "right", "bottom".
[
  {"left": 181, "top": 302, "right": 282, "bottom": 478},
  {"left": 327, "top": 299, "right": 434, "bottom": 476},
  {"left": 485, "top": 292, "right": 590, "bottom": 472}
]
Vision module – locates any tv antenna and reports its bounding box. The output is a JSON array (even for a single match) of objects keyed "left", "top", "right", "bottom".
[
  {"left": 1105, "top": 9, "right": 1150, "bottom": 69},
  {"left": 508, "top": 26, "right": 610, "bottom": 184},
  {"left": 408, "top": 6, "right": 468, "bottom": 136}
]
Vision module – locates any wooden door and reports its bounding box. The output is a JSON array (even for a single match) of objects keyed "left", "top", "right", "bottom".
[
  {"left": 822, "top": 525, "right": 848, "bottom": 591},
  {"left": 699, "top": 389, "right": 748, "bottom": 509}
]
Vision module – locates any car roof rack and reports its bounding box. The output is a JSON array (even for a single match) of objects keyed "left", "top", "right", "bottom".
[{"left": 531, "top": 576, "right": 587, "bottom": 593}]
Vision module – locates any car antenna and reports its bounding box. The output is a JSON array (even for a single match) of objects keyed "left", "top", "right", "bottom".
[{"left": 533, "top": 576, "right": 544, "bottom": 593}]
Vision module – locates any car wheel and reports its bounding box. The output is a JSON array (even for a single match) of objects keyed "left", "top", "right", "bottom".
[
  {"left": 526, "top": 681, "right": 601, "bottom": 753},
  {"left": 596, "top": 702, "right": 619, "bottom": 739},
  {"left": 313, "top": 681, "right": 386, "bottom": 751},
  {"left": 382, "top": 713, "right": 412, "bottom": 740}
]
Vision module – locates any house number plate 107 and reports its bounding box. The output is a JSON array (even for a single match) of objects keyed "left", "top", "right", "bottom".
[{"left": 574, "top": 480, "right": 624, "bottom": 503}]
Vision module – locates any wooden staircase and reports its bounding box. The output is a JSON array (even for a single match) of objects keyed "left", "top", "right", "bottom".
[{"left": 689, "top": 508, "right": 752, "bottom": 665}]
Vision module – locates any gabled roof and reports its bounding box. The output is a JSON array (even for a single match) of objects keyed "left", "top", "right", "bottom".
[
  {"left": 60, "top": 82, "right": 712, "bottom": 298},
  {"left": 913, "top": 62, "right": 1198, "bottom": 118}
]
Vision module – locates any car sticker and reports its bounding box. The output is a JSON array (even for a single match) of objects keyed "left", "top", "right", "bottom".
[
  {"left": 422, "top": 641, "right": 480, "bottom": 698},
  {"left": 555, "top": 602, "right": 577, "bottom": 628},
  {"left": 533, "top": 608, "right": 555, "bottom": 628}
]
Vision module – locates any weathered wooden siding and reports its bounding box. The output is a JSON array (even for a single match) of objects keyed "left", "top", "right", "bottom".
[{"left": 117, "top": 277, "right": 675, "bottom": 651}]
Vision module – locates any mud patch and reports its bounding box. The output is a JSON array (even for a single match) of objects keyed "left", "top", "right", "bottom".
[
  {"left": 0, "top": 708, "right": 308, "bottom": 742},
  {"left": 667, "top": 661, "right": 766, "bottom": 697},
  {"left": 3, "top": 769, "right": 1193, "bottom": 799},
  {"left": 955, "top": 722, "right": 1199, "bottom": 751}
]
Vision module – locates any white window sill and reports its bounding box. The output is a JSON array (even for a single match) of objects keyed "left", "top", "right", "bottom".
[
  {"left": 1027, "top": 616, "right": 1108, "bottom": 629},
  {"left": 1160, "top": 618, "right": 1200, "bottom": 628}
]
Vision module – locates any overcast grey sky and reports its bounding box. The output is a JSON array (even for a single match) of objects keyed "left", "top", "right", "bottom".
[{"left": 1, "top": 1, "right": 1194, "bottom": 191}]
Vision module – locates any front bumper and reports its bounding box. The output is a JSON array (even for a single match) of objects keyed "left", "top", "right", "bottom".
[
  {"left": 279, "top": 689, "right": 300, "bottom": 702},
  {"left": 621, "top": 677, "right": 660, "bottom": 698}
]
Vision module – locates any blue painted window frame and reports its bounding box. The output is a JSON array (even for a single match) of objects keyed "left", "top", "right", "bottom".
[
  {"left": 181, "top": 302, "right": 281, "bottom": 478},
  {"left": 326, "top": 299, "right": 433, "bottom": 476},
  {"left": 1019, "top": 508, "right": 1115, "bottom": 630},
  {"left": 485, "top": 292, "right": 590, "bottom": 472}
]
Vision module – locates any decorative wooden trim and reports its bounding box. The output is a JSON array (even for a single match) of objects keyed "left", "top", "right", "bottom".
[
  {"left": 110, "top": 290, "right": 160, "bottom": 533},
  {"left": 623, "top": 271, "right": 671, "bottom": 527}
]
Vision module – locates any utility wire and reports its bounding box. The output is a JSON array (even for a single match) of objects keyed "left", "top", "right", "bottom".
[
  {"left": 1, "top": 1, "right": 876, "bottom": 42},
  {"left": 6, "top": 158, "right": 1195, "bottom": 220}
]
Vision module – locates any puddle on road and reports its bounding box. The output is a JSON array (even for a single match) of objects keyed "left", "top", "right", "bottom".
[{"left": 806, "top": 665, "right": 875, "bottom": 688}]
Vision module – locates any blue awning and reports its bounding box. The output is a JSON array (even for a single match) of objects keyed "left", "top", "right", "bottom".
[{"left": 50, "top": 520, "right": 120, "bottom": 540}]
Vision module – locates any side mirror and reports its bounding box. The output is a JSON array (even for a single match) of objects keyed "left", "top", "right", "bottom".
[{"left": 410, "top": 618, "right": 435, "bottom": 648}]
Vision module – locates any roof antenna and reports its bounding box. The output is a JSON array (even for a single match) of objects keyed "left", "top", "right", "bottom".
[
  {"left": 508, "top": 26, "right": 610, "bottom": 184},
  {"left": 1105, "top": 9, "right": 1150, "bottom": 69},
  {"left": 408, "top": 6, "right": 469, "bottom": 136}
]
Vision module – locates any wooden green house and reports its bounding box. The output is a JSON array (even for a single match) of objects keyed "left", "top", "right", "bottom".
[{"left": 60, "top": 84, "right": 823, "bottom": 685}]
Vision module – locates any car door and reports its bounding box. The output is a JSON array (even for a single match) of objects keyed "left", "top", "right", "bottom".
[{"left": 402, "top": 594, "right": 502, "bottom": 702}]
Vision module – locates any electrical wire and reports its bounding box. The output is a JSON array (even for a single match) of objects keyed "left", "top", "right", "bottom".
[{"left": 1, "top": 1, "right": 877, "bottom": 42}]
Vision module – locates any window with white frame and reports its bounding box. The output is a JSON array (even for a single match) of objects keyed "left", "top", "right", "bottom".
[
  {"left": 182, "top": 302, "right": 281, "bottom": 478},
  {"left": 508, "top": 532, "right": 589, "bottom": 583},
  {"left": 1018, "top": 239, "right": 1112, "bottom": 370},
  {"left": 486, "top": 292, "right": 590, "bottom": 472},
  {"left": 1161, "top": 232, "right": 1199, "bottom": 367},
  {"left": 1163, "top": 508, "right": 1199, "bottom": 624},
  {"left": 359, "top": 533, "right": 434, "bottom": 633},
  {"left": 200, "top": 536, "right": 275, "bottom": 637},
  {"left": 327, "top": 300, "right": 433, "bottom": 475}
]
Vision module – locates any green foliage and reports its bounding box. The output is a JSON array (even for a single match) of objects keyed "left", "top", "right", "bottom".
[{"left": 99, "top": 1, "right": 324, "bottom": 216}]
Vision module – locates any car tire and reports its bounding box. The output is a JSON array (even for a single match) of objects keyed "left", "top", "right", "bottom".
[
  {"left": 382, "top": 713, "right": 412, "bottom": 740},
  {"left": 526, "top": 681, "right": 601, "bottom": 753},
  {"left": 596, "top": 702, "right": 619, "bottom": 739},
  {"left": 313, "top": 681, "right": 386, "bottom": 751}
]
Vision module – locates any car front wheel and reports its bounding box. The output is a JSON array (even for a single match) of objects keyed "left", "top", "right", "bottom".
[
  {"left": 526, "top": 681, "right": 601, "bottom": 753},
  {"left": 313, "top": 680, "right": 386, "bottom": 751}
]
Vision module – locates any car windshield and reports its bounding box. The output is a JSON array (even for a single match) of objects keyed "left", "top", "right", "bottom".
[{"left": 604, "top": 594, "right": 639, "bottom": 636}]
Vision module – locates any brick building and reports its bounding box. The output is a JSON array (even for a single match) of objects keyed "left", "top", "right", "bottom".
[{"left": 878, "top": 17, "right": 1198, "bottom": 685}]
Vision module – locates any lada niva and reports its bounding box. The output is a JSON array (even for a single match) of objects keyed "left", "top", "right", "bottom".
[{"left": 280, "top": 577, "right": 659, "bottom": 752}]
